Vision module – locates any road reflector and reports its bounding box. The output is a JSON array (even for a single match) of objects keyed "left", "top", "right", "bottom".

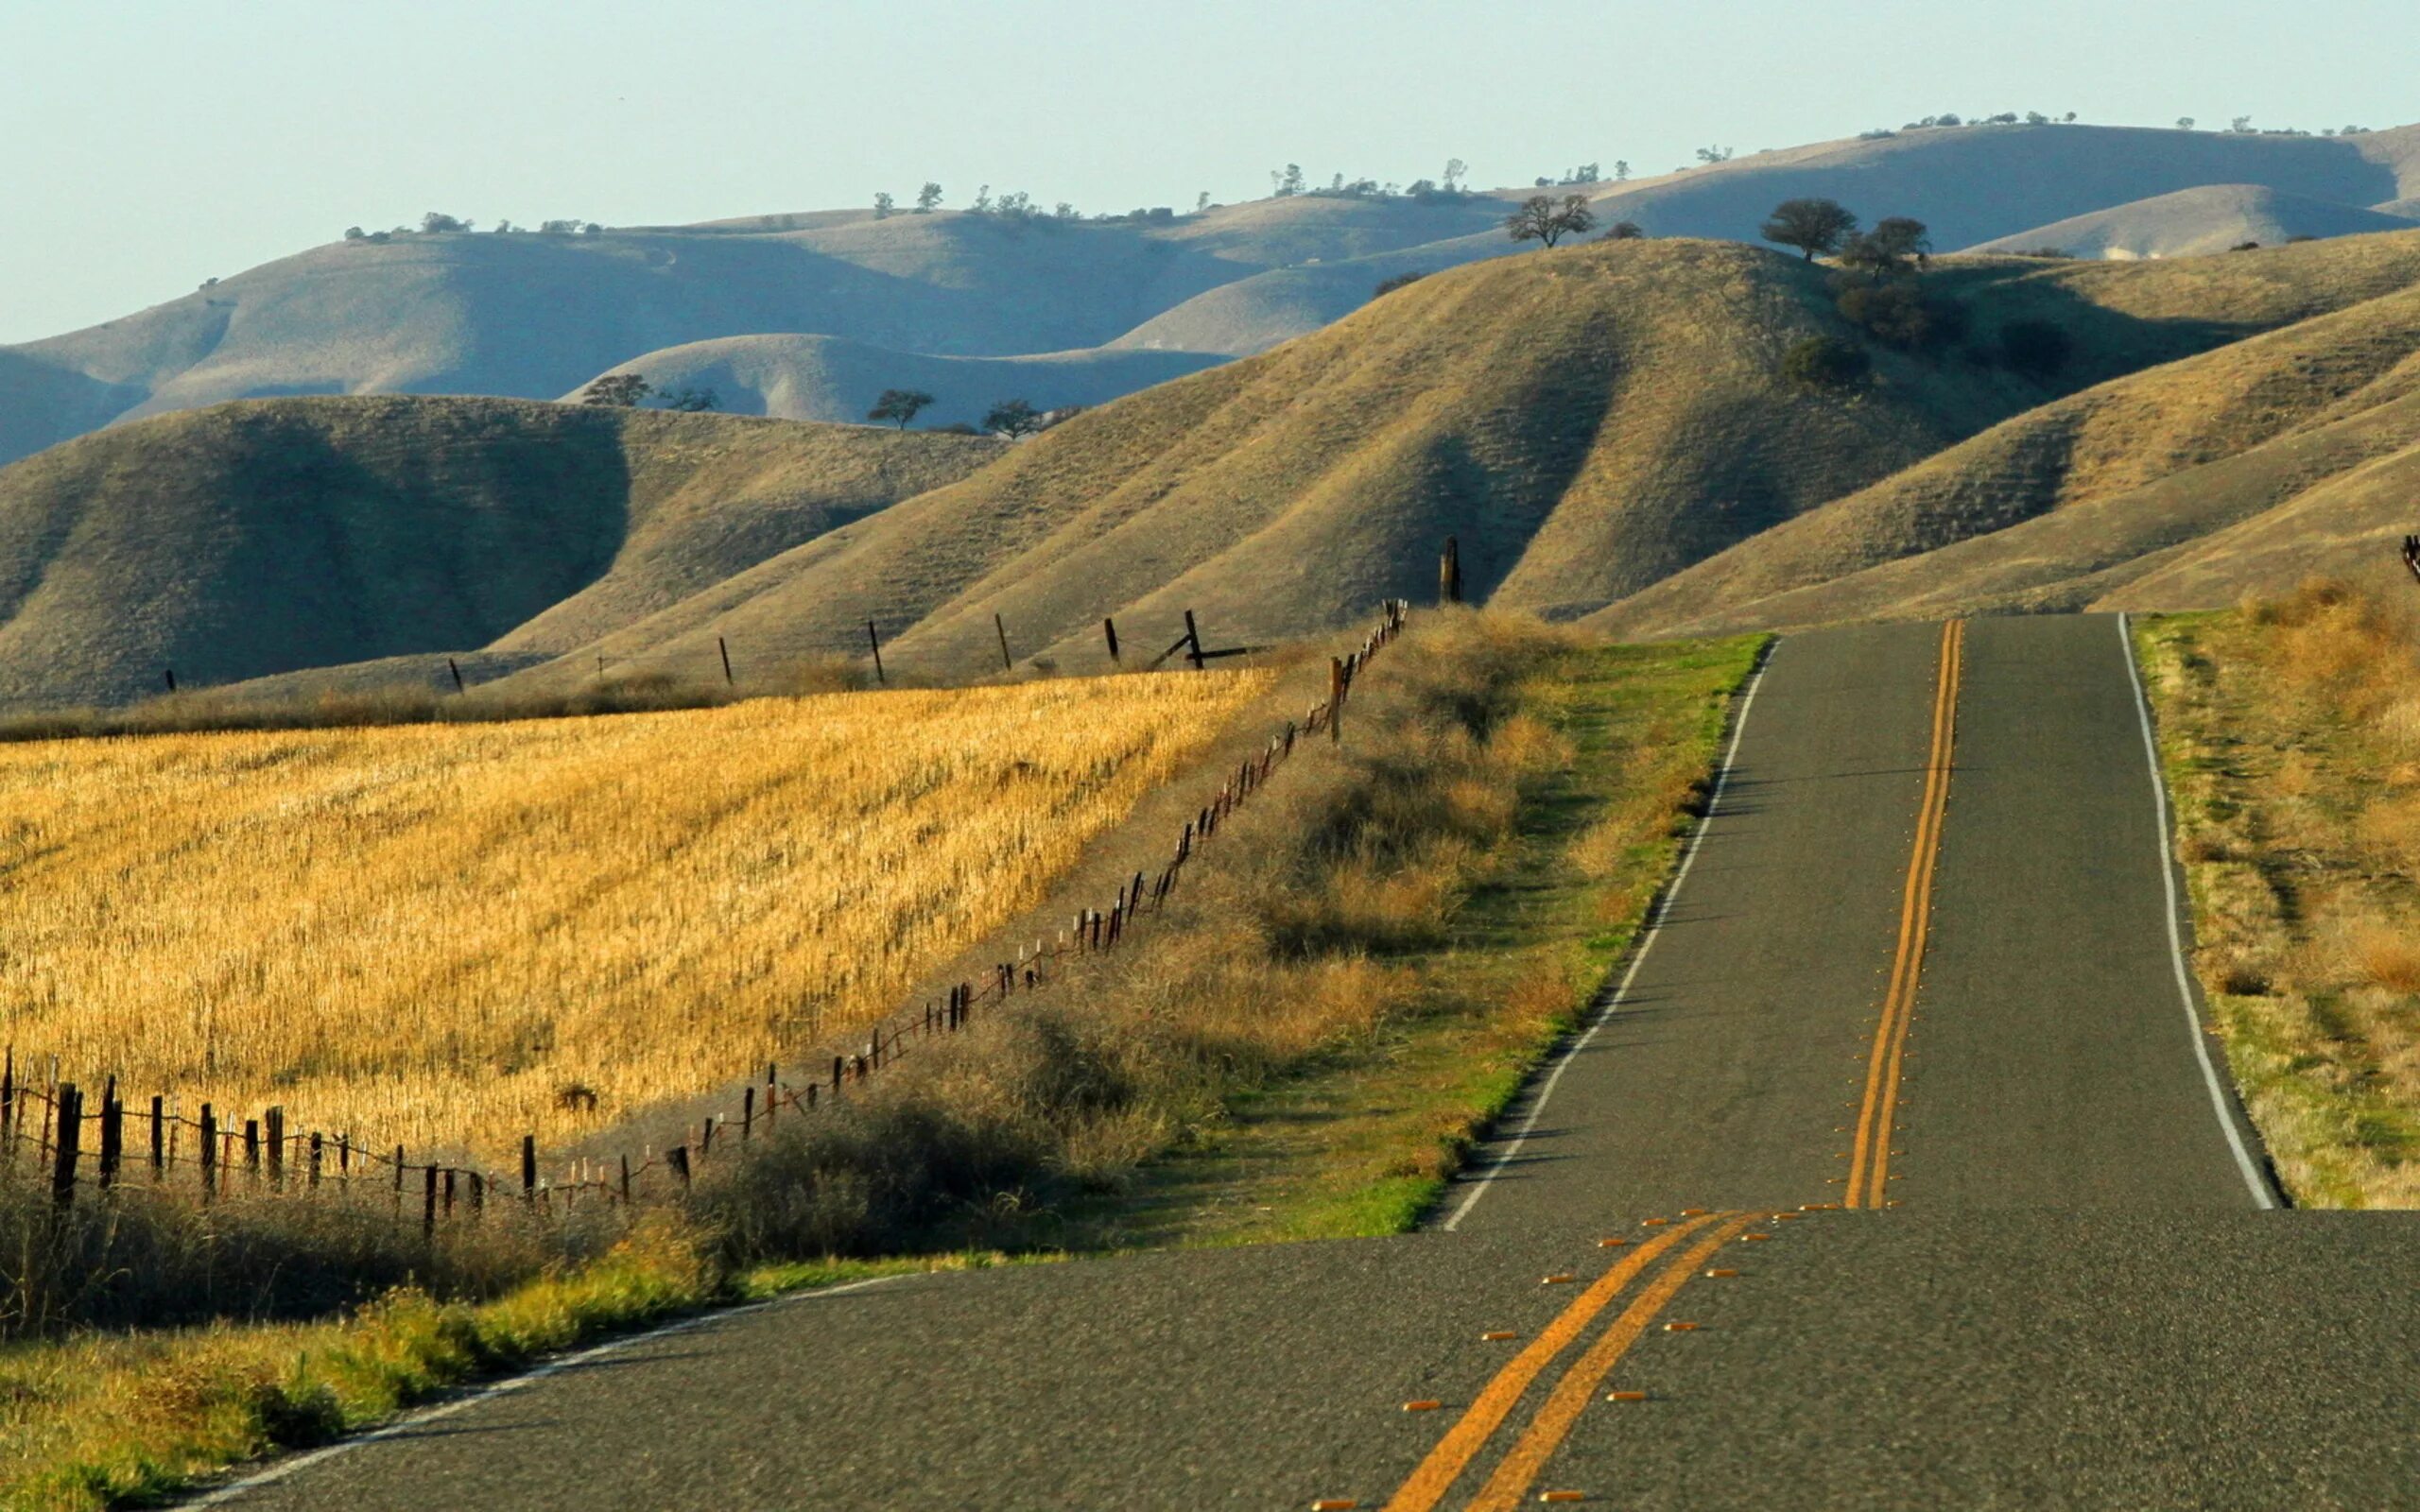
[
  {"left": 1542, "top": 1274, "right": 1577, "bottom": 1285},
  {"left": 1826, "top": 1177, "right": 1845, "bottom": 1183},
  {"left": 1605, "top": 1390, "right": 1649, "bottom": 1401},
  {"left": 1402, "top": 1400, "right": 1443, "bottom": 1413},
  {"left": 1739, "top": 1233, "right": 1773, "bottom": 1242},
  {"left": 1597, "top": 1237, "right": 1631, "bottom": 1247},
  {"left": 1481, "top": 1331, "right": 1519, "bottom": 1341},
  {"left": 1664, "top": 1321, "right": 1701, "bottom": 1332},
  {"left": 1679, "top": 1207, "right": 1708, "bottom": 1215},
  {"left": 1703, "top": 1268, "right": 1738, "bottom": 1278},
  {"left": 1540, "top": 1492, "right": 1587, "bottom": 1503},
  {"left": 1311, "top": 1500, "right": 1359, "bottom": 1510},
  {"left": 1641, "top": 1217, "right": 1669, "bottom": 1227}
]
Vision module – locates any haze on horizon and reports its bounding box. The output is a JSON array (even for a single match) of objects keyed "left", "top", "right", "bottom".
[{"left": 5, "top": 0, "right": 2417, "bottom": 345}]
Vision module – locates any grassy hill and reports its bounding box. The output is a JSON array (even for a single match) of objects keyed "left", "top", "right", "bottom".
[
  {"left": 1967, "top": 185, "right": 2419, "bottom": 260},
  {"left": 0, "top": 397, "right": 998, "bottom": 709},
  {"left": 567, "top": 334, "right": 1225, "bottom": 429},
  {"left": 1591, "top": 232, "right": 2420, "bottom": 636}
]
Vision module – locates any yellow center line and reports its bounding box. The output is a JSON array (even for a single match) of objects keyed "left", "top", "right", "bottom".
[
  {"left": 1846, "top": 619, "right": 1962, "bottom": 1208},
  {"left": 1379, "top": 1213, "right": 1724, "bottom": 1512},
  {"left": 1462, "top": 1213, "right": 1763, "bottom": 1512}
]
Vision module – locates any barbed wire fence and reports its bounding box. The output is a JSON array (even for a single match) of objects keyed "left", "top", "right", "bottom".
[{"left": 8, "top": 598, "right": 1413, "bottom": 1232}]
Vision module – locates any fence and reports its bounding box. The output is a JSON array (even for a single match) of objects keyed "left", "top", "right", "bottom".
[{"left": 9, "top": 599, "right": 1414, "bottom": 1230}]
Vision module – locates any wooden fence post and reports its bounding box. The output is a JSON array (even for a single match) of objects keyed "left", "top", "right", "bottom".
[
  {"left": 447, "top": 656, "right": 465, "bottom": 693},
  {"left": 1184, "top": 610, "right": 1205, "bottom": 670},
  {"left": 1440, "top": 535, "right": 1462, "bottom": 605},
  {"left": 1103, "top": 617, "right": 1120, "bottom": 662},
  {"left": 522, "top": 1135, "right": 537, "bottom": 1203},
  {"left": 718, "top": 636, "right": 735, "bottom": 685},
  {"left": 264, "top": 1106, "right": 285, "bottom": 1187},
  {"left": 97, "top": 1081, "right": 121, "bottom": 1190},
  {"left": 742, "top": 1087, "right": 755, "bottom": 1142},
  {"left": 995, "top": 613, "right": 1013, "bottom": 672},
  {"left": 766, "top": 1063, "right": 779, "bottom": 1127},
  {"left": 1330, "top": 658, "right": 1346, "bottom": 742},
  {"left": 866, "top": 621, "right": 886, "bottom": 684},
  {"left": 50, "top": 1083, "right": 80, "bottom": 1209},
  {"left": 423, "top": 1164, "right": 439, "bottom": 1237},
  {"left": 620, "top": 1152, "right": 632, "bottom": 1205},
  {"left": 199, "top": 1104, "right": 217, "bottom": 1197},
  {"left": 243, "top": 1118, "right": 260, "bottom": 1181},
  {"left": 1, "top": 1047, "right": 14, "bottom": 1156},
  {"left": 667, "top": 1145, "right": 691, "bottom": 1191},
  {"left": 308, "top": 1131, "right": 323, "bottom": 1188},
  {"left": 150, "top": 1095, "right": 164, "bottom": 1175}
]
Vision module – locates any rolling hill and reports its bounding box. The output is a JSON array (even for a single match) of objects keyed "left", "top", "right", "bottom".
[
  {"left": 567, "top": 335, "right": 1225, "bottom": 429},
  {"left": 467, "top": 232, "right": 2420, "bottom": 696},
  {"left": 1966, "top": 184, "right": 2420, "bottom": 260},
  {"left": 9, "top": 122, "right": 2420, "bottom": 472},
  {"left": 0, "top": 398, "right": 999, "bottom": 709},
  {"left": 1589, "top": 236, "right": 2420, "bottom": 636}
]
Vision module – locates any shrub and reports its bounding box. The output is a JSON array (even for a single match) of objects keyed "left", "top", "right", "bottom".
[
  {"left": 1374, "top": 270, "right": 1427, "bottom": 297},
  {"left": 1833, "top": 278, "right": 1965, "bottom": 350},
  {"left": 1781, "top": 335, "right": 1871, "bottom": 390},
  {"left": 1599, "top": 220, "right": 1646, "bottom": 241}
]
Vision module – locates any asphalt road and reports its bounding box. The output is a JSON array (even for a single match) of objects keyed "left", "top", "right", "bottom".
[{"left": 208, "top": 615, "right": 2419, "bottom": 1512}]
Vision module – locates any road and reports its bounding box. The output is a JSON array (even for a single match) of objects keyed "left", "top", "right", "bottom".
[{"left": 204, "top": 616, "right": 2420, "bottom": 1511}]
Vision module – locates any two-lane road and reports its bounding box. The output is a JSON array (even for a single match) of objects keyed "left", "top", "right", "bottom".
[{"left": 205, "top": 616, "right": 2420, "bottom": 1512}]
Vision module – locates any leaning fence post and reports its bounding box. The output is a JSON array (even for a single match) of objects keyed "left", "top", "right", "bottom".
[
  {"left": 866, "top": 621, "right": 887, "bottom": 684},
  {"left": 995, "top": 613, "right": 1013, "bottom": 672},
  {"left": 1184, "top": 610, "right": 1204, "bottom": 670},
  {"left": 719, "top": 635, "right": 735, "bottom": 685},
  {"left": 1103, "top": 617, "right": 1121, "bottom": 662}
]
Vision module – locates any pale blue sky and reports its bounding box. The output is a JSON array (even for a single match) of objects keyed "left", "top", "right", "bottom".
[{"left": 4, "top": 0, "right": 2414, "bottom": 343}]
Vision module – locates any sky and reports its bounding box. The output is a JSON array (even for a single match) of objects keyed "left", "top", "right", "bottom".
[{"left": 4, "top": 0, "right": 2416, "bottom": 343}]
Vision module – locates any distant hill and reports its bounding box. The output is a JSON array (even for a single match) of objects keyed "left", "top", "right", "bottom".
[
  {"left": 567, "top": 335, "right": 1225, "bottom": 429},
  {"left": 8, "top": 122, "right": 2420, "bottom": 468},
  {"left": 0, "top": 398, "right": 998, "bottom": 708},
  {"left": 1965, "top": 184, "right": 2419, "bottom": 260}
]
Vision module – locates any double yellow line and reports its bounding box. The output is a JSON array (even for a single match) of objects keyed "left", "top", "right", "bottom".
[
  {"left": 1381, "top": 1211, "right": 1761, "bottom": 1512},
  {"left": 1845, "top": 618, "right": 1963, "bottom": 1209}
]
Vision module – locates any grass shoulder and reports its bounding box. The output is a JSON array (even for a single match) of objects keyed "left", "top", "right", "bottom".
[{"left": 2133, "top": 590, "right": 2420, "bottom": 1208}]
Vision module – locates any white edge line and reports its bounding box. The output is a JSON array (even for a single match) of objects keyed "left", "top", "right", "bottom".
[
  {"left": 181, "top": 1273, "right": 914, "bottom": 1506},
  {"left": 1440, "top": 643, "right": 1774, "bottom": 1231},
  {"left": 2117, "top": 611, "right": 2276, "bottom": 1211}
]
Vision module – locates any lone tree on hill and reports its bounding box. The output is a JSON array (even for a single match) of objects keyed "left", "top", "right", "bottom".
[
  {"left": 873, "top": 192, "right": 895, "bottom": 218},
  {"left": 1762, "top": 198, "right": 1858, "bottom": 260},
  {"left": 582, "top": 373, "right": 650, "bottom": 407},
  {"left": 915, "top": 182, "right": 942, "bottom": 213},
  {"left": 1506, "top": 194, "right": 1595, "bottom": 248},
  {"left": 1600, "top": 220, "right": 1646, "bottom": 241},
  {"left": 982, "top": 399, "right": 1045, "bottom": 438},
  {"left": 870, "top": 388, "right": 935, "bottom": 428}
]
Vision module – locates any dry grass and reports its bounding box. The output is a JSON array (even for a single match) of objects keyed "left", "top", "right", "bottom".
[
  {"left": 0, "top": 673, "right": 1265, "bottom": 1160},
  {"left": 2136, "top": 580, "right": 2420, "bottom": 1206}
]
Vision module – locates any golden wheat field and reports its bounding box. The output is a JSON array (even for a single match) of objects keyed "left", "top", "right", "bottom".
[{"left": 0, "top": 673, "right": 1267, "bottom": 1157}]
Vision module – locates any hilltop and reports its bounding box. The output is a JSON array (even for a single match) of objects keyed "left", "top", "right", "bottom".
[
  {"left": 7, "top": 121, "right": 2419, "bottom": 471},
  {"left": 0, "top": 398, "right": 998, "bottom": 709}
]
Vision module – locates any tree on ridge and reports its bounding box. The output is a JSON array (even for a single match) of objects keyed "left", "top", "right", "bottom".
[
  {"left": 1506, "top": 194, "right": 1594, "bottom": 248},
  {"left": 870, "top": 388, "right": 935, "bottom": 428},
  {"left": 1761, "top": 198, "right": 1858, "bottom": 261}
]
